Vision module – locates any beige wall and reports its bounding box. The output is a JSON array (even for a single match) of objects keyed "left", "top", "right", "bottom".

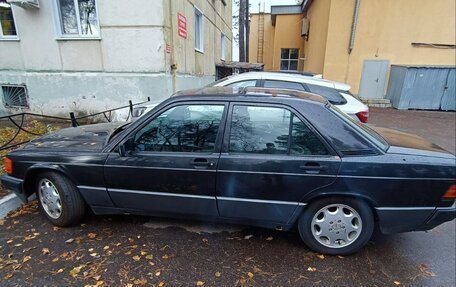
[
  {"left": 249, "top": 13, "right": 304, "bottom": 71},
  {"left": 250, "top": 0, "right": 455, "bottom": 95},
  {"left": 322, "top": 0, "right": 456, "bottom": 94},
  {"left": 249, "top": 13, "right": 275, "bottom": 70},
  {"left": 303, "top": 0, "right": 331, "bottom": 74},
  {"left": 165, "top": 0, "right": 232, "bottom": 76}
]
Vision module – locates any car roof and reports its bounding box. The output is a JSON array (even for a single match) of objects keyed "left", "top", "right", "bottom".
[
  {"left": 219, "top": 71, "right": 351, "bottom": 91},
  {"left": 172, "top": 86, "right": 329, "bottom": 105}
]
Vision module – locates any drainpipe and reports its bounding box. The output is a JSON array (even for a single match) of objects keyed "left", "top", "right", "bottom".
[{"left": 348, "top": 0, "right": 360, "bottom": 54}]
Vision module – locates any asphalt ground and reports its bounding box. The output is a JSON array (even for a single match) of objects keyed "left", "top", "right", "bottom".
[{"left": 0, "top": 108, "right": 455, "bottom": 287}]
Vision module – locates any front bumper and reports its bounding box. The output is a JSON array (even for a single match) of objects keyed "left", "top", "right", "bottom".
[{"left": 0, "top": 174, "right": 27, "bottom": 203}]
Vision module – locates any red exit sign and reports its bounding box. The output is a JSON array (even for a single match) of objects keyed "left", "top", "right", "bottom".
[{"left": 177, "top": 13, "right": 187, "bottom": 39}]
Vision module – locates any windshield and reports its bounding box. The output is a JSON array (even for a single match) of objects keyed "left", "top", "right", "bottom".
[{"left": 330, "top": 105, "right": 389, "bottom": 151}]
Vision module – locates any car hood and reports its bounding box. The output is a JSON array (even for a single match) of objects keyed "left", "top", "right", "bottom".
[
  {"left": 23, "top": 122, "right": 124, "bottom": 152},
  {"left": 370, "top": 126, "right": 453, "bottom": 158}
]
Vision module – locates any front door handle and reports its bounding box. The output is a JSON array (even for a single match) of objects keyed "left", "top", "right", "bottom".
[
  {"left": 191, "top": 158, "right": 214, "bottom": 168},
  {"left": 299, "top": 162, "right": 327, "bottom": 173}
]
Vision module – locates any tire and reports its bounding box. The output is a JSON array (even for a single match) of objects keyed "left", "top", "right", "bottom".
[
  {"left": 298, "top": 197, "right": 374, "bottom": 255},
  {"left": 36, "top": 171, "right": 86, "bottom": 227}
]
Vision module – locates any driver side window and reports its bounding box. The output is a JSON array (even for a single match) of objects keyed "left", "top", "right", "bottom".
[{"left": 134, "top": 104, "right": 224, "bottom": 153}]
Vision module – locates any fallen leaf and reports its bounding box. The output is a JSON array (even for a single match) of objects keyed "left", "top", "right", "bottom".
[
  {"left": 215, "top": 271, "right": 221, "bottom": 277},
  {"left": 317, "top": 254, "right": 325, "bottom": 259},
  {"left": 56, "top": 268, "right": 64, "bottom": 273},
  {"left": 244, "top": 235, "right": 253, "bottom": 240},
  {"left": 126, "top": 284, "right": 133, "bottom": 287},
  {"left": 87, "top": 233, "right": 97, "bottom": 239},
  {"left": 65, "top": 238, "right": 74, "bottom": 244},
  {"left": 132, "top": 255, "right": 141, "bottom": 261},
  {"left": 155, "top": 271, "right": 161, "bottom": 276},
  {"left": 92, "top": 275, "right": 101, "bottom": 281},
  {"left": 90, "top": 253, "right": 99, "bottom": 257},
  {"left": 23, "top": 255, "right": 31, "bottom": 263},
  {"left": 103, "top": 246, "right": 109, "bottom": 250},
  {"left": 196, "top": 281, "right": 205, "bottom": 286},
  {"left": 53, "top": 226, "right": 60, "bottom": 231},
  {"left": 6, "top": 239, "right": 13, "bottom": 244},
  {"left": 307, "top": 267, "right": 317, "bottom": 272},
  {"left": 52, "top": 257, "right": 59, "bottom": 262},
  {"left": 140, "top": 251, "right": 147, "bottom": 256},
  {"left": 337, "top": 255, "right": 344, "bottom": 259},
  {"left": 394, "top": 281, "right": 401, "bottom": 285},
  {"left": 162, "top": 254, "right": 169, "bottom": 259},
  {"left": 69, "top": 265, "right": 85, "bottom": 277},
  {"left": 266, "top": 236, "right": 273, "bottom": 241},
  {"left": 14, "top": 243, "right": 22, "bottom": 247},
  {"left": 247, "top": 272, "right": 254, "bottom": 279},
  {"left": 88, "top": 248, "right": 94, "bottom": 252},
  {"left": 158, "top": 282, "right": 165, "bottom": 287},
  {"left": 42, "top": 248, "right": 50, "bottom": 255},
  {"left": 145, "top": 255, "right": 153, "bottom": 260},
  {"left": 4, "top": 273, "right": 13, "bottom": 279},
  {"left": 134, "top": 278, "right": 147, "bottom": 285}
]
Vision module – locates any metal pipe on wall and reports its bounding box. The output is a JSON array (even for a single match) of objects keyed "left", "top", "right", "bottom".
[{"left": 349, "top": 0, "right": 360, "bottom": 54}]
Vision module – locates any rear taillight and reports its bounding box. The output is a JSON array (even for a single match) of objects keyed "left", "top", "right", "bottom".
[
  {"left": 442, "top": 185, "right": 456, "bottom": 199},
  {"left": 3, "top": 157, "right": 13, "bottom": 175},
  {"left": 356, "top": 111, "right": 369, "bottom": 123}
]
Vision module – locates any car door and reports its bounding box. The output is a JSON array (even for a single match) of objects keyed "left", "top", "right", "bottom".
[
  {"left": 216, "top": 103, "right": 341, "bottom": 225},
  {"left": 104, "top": 102, "right": 228, "bottom": 217}
]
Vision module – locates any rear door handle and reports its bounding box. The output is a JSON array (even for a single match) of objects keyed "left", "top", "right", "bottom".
[{"left": 191, "top": 158, "right": 214, "bottom": 168}]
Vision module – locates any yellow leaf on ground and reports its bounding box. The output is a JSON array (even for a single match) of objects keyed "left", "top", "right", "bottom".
[
  {"left": 317, "top": 254, "right": 325, "bottom": 259},
  {"left": 394, "top": 281, "right": 401, "bottom": 285},
  {"left": 196, "top": 281, "right": 205, "bottom": 286},
  {"left": 247, "top": 272, "right": 254, "bottom": 278},
  {"left": 42, "top": 248, "right": 50, "bottom": 255},
  {"left": 307, "top": 267, "right": 317, "bottom": 272},
  {"left": 132, "top": 255, "right": 141, "bottom": 261},
  {"left": 103, "top": 246, "right": 109, "bottom": 250},
  {"left": 162, "top": 254, "right": 169, "bottom": 259},
  {"left": 155, "top": 271, "right": 161, "bottom": 276},
  {"left": 23, "top": 255, "right": 31, "bottom": 263},
  {"left": 56, "top": 268, "right": 64, "bottom": 273},
  {"left": 134, "top": 278, "right": 147, "bottom": 285},
  {"left": 215, "top": 271, "right": 221, "bottom": 277},
  {"left": 158, "top": 282, "right": 165, "bottom": 287},
  {"left": 146, "top": 255, "right": 153, "bottom": 260},
  {"left": 4, "top": 273, "right": 13, "bottom": 280},
  {"left": 87, "top": 233, "right": 97, "bottom": 239},
  {"left": 140, "top": 251, "right": 147, "bottom": 256}
]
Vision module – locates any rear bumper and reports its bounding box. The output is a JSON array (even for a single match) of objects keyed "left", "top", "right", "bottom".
[
  {"left": 416, "top": 203, "right": 456, "bottom": 231},
  {"left": 0, "top": 175, "right": 27, "bottom": 203},
  {"left": 376, "top": 204, "right": 456, "bottom": 234}
]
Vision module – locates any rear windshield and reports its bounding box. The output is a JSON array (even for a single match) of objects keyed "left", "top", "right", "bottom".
[
  {"left": 330, "top": 105, "right": 389, "bottom": 151},
  {"left": 306, "top": 84, "right": 347, "bottom": 105}
]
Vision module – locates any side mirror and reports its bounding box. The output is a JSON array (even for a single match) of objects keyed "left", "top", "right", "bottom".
[
  {"left": 118, "top": 143, "right": 126, "bottom": 157},
  {"left": 118, "top": 138, "right": 134, "bottom": 157}
]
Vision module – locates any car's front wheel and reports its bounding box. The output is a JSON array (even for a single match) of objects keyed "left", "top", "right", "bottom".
[
  {"left": 298, "top": 197, "right": 374, "bottom": 255},
  {"left": 36, "top": 172, "right": 86, "bottom": 227}
]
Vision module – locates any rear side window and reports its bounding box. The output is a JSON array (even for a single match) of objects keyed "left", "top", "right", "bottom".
[
  {"left": 263, "top": 80, "right": 305, "bottom": 91},
  {"left": 225, "top": 80, "right": 257, "bottom": 88},
  {"left": 229, "top": 105, "right": 329, "bottom": 155},
  {"left": 306, "top": 84, "right": 347, "bottom": 105}
]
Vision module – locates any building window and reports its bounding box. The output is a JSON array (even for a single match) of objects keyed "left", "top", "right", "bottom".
[
  {"left": 194, "top": 6, "right": 203, "bottom": 52},
  {"left": 0, "top": 0, "right": 17, "bottom": 38},
  {"left": 280, "top": 48, "right": 299, "bottom": 70},
  {"left": 1, "top": 85, "right": 28, "bottom": 108},
  {"left": 56, "top": 0, "right": 100, "bottom": 38},
  {"left": 220, "top": 33, "right": 226, "bottom": 60}
]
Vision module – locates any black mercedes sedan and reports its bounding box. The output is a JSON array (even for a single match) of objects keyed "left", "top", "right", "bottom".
[{"left": 1, "top": 87, "right": 455, "bottom": 255}]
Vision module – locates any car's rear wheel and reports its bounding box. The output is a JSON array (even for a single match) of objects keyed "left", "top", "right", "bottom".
[
  {"left": 298, "top": 197, "right": 374, "bottom": 255},
  {"left": 36, "top": 172, "right": 86, "bottom": 227}
]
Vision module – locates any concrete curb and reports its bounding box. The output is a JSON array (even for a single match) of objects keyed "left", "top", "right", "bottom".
[
  {"left": 0, "top": 193, "right": 36, "bottom": 219},
  {"left": 0, "top": 193, "right": 22, "bottom": 219}
]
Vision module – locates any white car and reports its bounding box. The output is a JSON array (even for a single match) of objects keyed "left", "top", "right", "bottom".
[{"left": 133, "top": 72, "right": 369, "bottom": 122}]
